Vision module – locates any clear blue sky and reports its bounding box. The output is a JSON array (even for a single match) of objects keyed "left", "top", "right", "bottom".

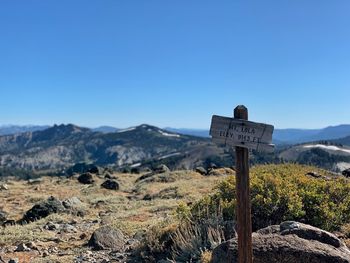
[{"left": 1, "top": 1, "right": 349, "bottom": 129}]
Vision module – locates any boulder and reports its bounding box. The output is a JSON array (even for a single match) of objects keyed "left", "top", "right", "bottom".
[
  {"left": 88, "top": 165, "right": 103, "bottom": 175},
  {"left": 104, "top": 173, "right": 118, "bottom": 180},
  {"left": 153, "top": 164, "right": 170, "bottom": 174},
  {"left": 88, "top": 226, "right": 126, "bottom": 250},
  {"left": 15, "top": 243, "right": 31, "bottom": 252},
  {"left": 66, "top": 162, "right": 98, "bottom": 177},
  {"left": 342, "top": 169, "right": 350, "bottom": 177},
  {"left": 21, "top": 196, "right": 65, "bottom": 223},
  {"left": 101, "top": 179, "right": 119, "bottom": 190},
  {"left": 78, "top": 173, "right": 94, "bottom": 184},
  {"left": 212, "top": 221, "right": 350, "bottom": 263},
  {"left": 195, "top": 167, "right": 207, "bottom": 175},
  {"left": 62, "top": 196, "right": 86, "bottom": 216}
]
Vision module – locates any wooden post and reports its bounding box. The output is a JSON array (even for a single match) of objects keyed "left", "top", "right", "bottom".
[{"left": 234, "top": 105, "right": 253, "bottom": 263}]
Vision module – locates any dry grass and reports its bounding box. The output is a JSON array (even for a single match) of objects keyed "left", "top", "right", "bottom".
[{"left": 0, "top": 169, "right": 229, "bottom": 262}]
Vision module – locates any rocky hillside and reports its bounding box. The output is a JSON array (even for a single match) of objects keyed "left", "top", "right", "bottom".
[
  {"left": 0, "top": 124, "right": 227, "bottom": 171},
  {"left": 1, "top": 164, "right": 350, "bottom": 262},
  {"left": 278, "top": 142, "right": 350, "bottom": 171}
]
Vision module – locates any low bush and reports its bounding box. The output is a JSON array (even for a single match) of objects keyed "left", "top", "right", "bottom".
[{"left": 191, "top": 164, "right": 350, "bottom": 231}]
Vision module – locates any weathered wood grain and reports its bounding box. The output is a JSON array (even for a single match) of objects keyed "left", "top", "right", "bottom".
[{"left": 210, "top": 115, "right": 274, "bottom": 152}]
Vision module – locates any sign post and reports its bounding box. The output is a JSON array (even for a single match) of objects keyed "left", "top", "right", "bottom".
[{"left": 210, "top": 105, "right": 274, "bottom": 263}]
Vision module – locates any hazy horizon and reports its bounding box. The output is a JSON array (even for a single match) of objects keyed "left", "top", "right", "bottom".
[{"left": 1, "top": 122, "right": 350, "bottom": 131}]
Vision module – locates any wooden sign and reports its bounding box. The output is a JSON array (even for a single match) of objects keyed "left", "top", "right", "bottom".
[
  {"left": 210, "top": 115, "right": 274, "bottom": 152},
  {"left": 210, "top": 105, "right": 275, "bottom": 263}
]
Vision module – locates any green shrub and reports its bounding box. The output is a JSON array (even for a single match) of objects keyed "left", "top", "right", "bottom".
[{"left": 191, "top": 164, "right": 350, "bottom": 231}]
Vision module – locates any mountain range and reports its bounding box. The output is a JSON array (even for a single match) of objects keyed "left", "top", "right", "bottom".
[
  {"left": 1, "top": 123, "right": 350, "bottom": 174},
  {"left": 0, "top": 124, "right": 228, "bottom": 171},
  {"left": 2, "top": 124, "right": 350, "bottom": 145},
  {"left": 0, "top": 125, "right": 50, "bottom": 136},
  {"left": 167, "top": 125, "right": 350, "bottom": 145}
]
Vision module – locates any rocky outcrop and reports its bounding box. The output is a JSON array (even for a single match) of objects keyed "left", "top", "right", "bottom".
[
  {"left": 195, "top": 166, "right": 207, "bottom": 175},
  {"left": 212, "top": 221, "right": 350, "bottom": 263},
  {"left": 88, "top": 226, "right": 126, "bottom": 251},
  {"left": 21, "top": 196, "right": 65, "bottom": 223},
  {"left": 153, "top": 164, "right": 170, "bottom": 174},
  {"left": 78, "top": 173, "right": 94, "bottom": 184},
  {"left": 342, "top": 168, "right": 350, "bottom": 177},
  {"left": 101, "top": 179, "right": 119, "bottom": 190},
  {"left": 62, "top": 197, "right": 86, "bottom": 216}
]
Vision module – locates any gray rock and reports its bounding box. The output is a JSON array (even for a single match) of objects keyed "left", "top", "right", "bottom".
[
  {"left": 212, "top": 221, "right": 350, "bottom": 263},
  {"left": 21, "top": 196, "right": 65, "bottom": 223},
  {"left": 0, "top": 184, "right": 8, "bottom": 190},
  {"left": 104, "top": 173, "right": 118, "bottom": 180},
  {"left": 342, "top": 168, "right": 350, "bottom": 177},
  {"left": 15, "top": 243, "right": 31, "bottom": 252},
  {"left": 0, "top": 210, "right": 7, "bottom": 223},
  {"left": 44, "top": 221, "right": 60, "bottom": 230},
  {"left": 306, "top": 171, "right": 322, "bottom": 178},
  {"left": 195, "top": 166, "right": 207, "bottom": 175},
  {"left": 62, "top": 196, "right": 86, "bottom": 216},
  {"left": 78, "top": 173, "right": 94, "bottom": 184},
  {"left": 28, "top": 178, "right": 43, "bottom": 185},
  {"left": 279, "top": 221, "right": 342, "bottom": 248},
  {"left": 8, "top": 259, "right": 19, "bottom": 263},
  {"left": 88, "top": 226, "right": 126, "bottom": 251},
  {"left": 101, "top": 179, "right": 119, "bottom": 190},
  {"left": 26, "top": 241, "right": 38, "bottom": 250},
  {"left": 59, "top": 224, "right": 78, "bottom": 233},
  {"left": 88, "top": 165, "right": 103, "bottom": 175},
  {"left": 154, "top": 164, "right": 170, "bottom": 174}
]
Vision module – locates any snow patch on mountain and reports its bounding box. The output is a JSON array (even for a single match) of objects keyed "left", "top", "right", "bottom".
[
  {"left": 303, "top": 144, "right": 350, "bottom": 154},
  {"left": 158, "top": 130, "right": 180, "bottom": 138}
]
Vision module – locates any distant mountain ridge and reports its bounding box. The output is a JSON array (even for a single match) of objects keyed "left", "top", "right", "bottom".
[
  {"left": 167, "top": 125, "right": 350, "bottom": 145},
  {"left": 0, "top": 125, "right": 50, "bottom": 136},
  {"left": 3, "top": 124, "right": 350, "bottom": 145},
  {"left": 0, "top": 124, "right": 226, "bottom": 171},
  {"left": 92, "top": 126, "right": 119, "bottom": 133}
]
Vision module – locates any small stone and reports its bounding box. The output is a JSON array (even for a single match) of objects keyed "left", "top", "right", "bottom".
[
  {"left": 80, "top": 233, "right": 88, "bottom": 240},
  {"left": 59, "top": 224, "right": 77, "bottom": 233},
  {"left": 15, "top": 243, "right": 31, "bottom": 252},
  {"left": 50, "top": 246, "right": 58, "bottom": 253},
  {"left": 44, "top": 221, "right": 60, "bottom": 231},
  {"left": 154, "top": 164, "right": 170, "bottom": 174},
  {"left": 70, "top": 219, "right": 78, "bottom": 224},
  {"left": 0, "top": 184, "right": 8, "bottom": 190},
  {"left": 26, "top": 241, "right": 38, "bottom": 250},
  {"left": 195, "top": 166, "right": 207, "bottom": 175},
  {"left": 42, "top": 251, "right": 49, "bottom": 257},
  {"left": 0, "top": 210, "right": 8, "bottom": 223},
  {"left": 8, "top": 259, "right": 19, "bottom": 263}
]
